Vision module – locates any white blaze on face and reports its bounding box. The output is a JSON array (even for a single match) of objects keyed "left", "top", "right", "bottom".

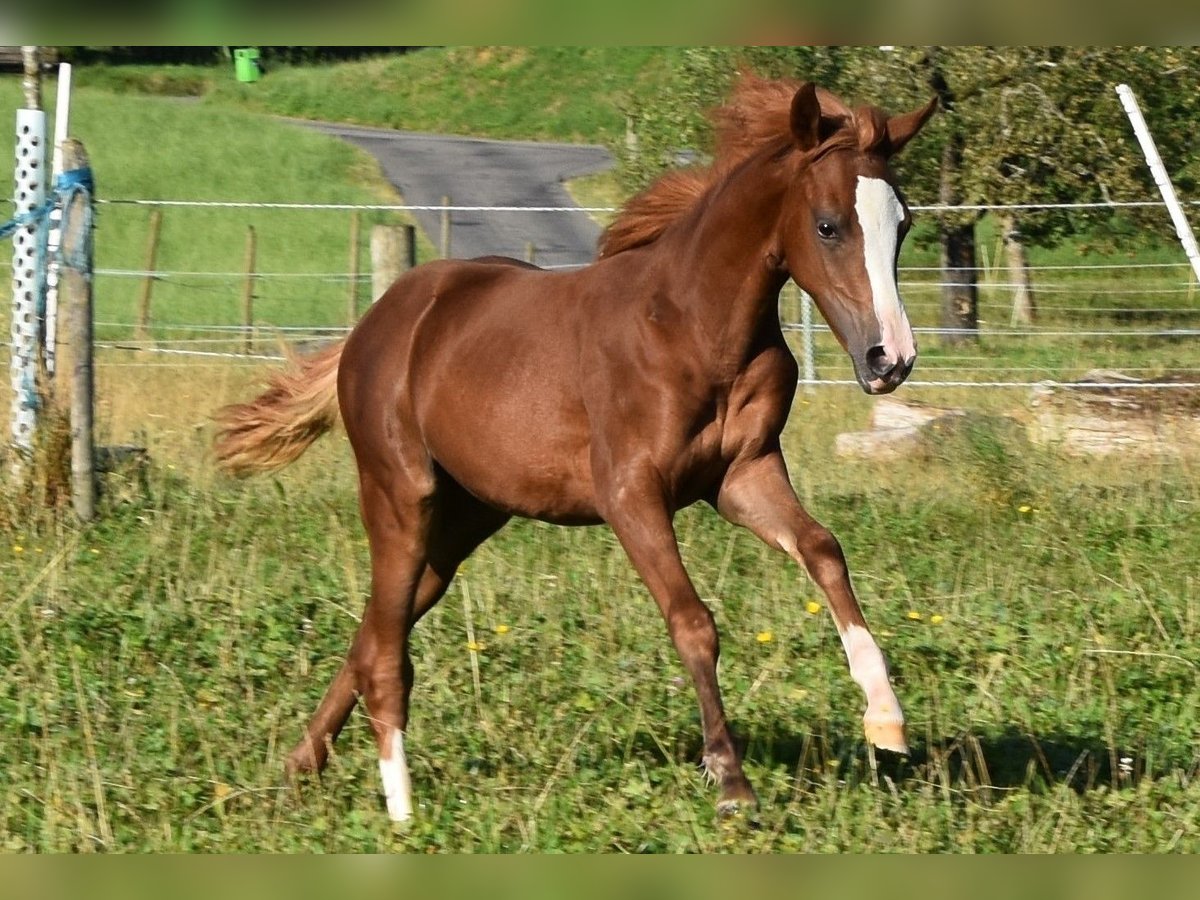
[
  {"left": 379, "top": 727, "right": 414, "bottom": 822},
  {"left": 854, "top": 176, "right": 916, "bottom": 364}
]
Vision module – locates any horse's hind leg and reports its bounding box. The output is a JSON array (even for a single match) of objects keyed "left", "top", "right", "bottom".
[
  {"left": 286, "top": 477, "right": 509, "bottom": 823},
  {"left": 284, "top": 563, "right": 445, "bottom": 778},
  {"left": 318, "top": 473, "right": 430, "bottom": 822}
]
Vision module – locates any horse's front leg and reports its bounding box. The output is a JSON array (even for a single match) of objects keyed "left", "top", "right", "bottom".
[
  {"left": 714, "top": 451, "right": 907, "bottom": 753},
  {"left": 598, "top": 472, "right": 758, "bottom": 816}
]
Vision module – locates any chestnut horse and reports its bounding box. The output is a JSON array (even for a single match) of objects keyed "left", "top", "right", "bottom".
[{"left": 214, "top": 77, "right": 936, "bottom": 822}]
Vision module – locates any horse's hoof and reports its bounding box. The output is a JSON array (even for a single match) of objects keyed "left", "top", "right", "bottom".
[
  {"left": 716, "top": 797, "right": 755, "bottom": 817},
  {"left": 284, "top": 742, "right": 326, "bottom": 777},
  {"left": 385, "top": 799, "right": 414, "bottom": 826},
  {"left": 715, "top": 777, "right": 760, "bottom": 821},
  {"left": 863, "top": 718, "right": 909, "bottom": 755},
  {"left": 716, "top": 797, "right": 761, "bottom": 830}
]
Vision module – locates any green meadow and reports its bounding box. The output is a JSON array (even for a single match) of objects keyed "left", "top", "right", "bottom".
[{"left": 1, "top": 54, "right": 1198, "bottom": 852}]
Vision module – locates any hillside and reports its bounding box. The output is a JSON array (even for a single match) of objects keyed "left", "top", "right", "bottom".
[{"left": 202, "top": 47, "right": 673, "bottom": 145}]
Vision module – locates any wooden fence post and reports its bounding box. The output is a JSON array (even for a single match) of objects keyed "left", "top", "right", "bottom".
[
  {"left": 347, "top": 211, "right": 361, "bottom": 325},
  {"left": 60, "top": 138, "right": 96, "bottom": 521},
  {"left": 370, "top": 223, "right": 416, "bottom": 300},
  {"left": 135, "top": 206, "right": 162, "bottom": 339},
  {"left": 1002, "top": 213, "right": 1037, "bottom": 326},
  {"left": 242, "top": 225, "right": 257, "bottom": 354},
  {"left": 402, "top": 224, "right": 416, "bottom": 271}
]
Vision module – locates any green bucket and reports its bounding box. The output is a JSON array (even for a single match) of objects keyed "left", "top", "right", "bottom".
[{"left": 234, "top": 48, "right": 262, "bottom": 83}]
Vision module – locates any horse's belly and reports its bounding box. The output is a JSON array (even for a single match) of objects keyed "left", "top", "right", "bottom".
[
  {"left": 418, "top": 373, "right": 600, "bottom": 525},
  {"left": 428, "top": 429, "right": 601, "bottom": 525}
]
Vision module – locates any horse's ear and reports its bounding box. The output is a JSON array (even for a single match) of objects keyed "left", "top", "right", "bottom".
[
  {"left": 884, "top": 96, "right": 939, "bottom": 156},
  {"left": 790, "top": 82, "right": 845, "bottom": 151}
]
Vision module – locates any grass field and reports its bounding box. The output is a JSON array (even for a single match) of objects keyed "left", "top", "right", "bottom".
[
  {"left": 208, "top": 47, "right": 671, "bottom": 145},
  {"left": 1, "top": 360, "right": 1198, "bottom": 851},
  {"left": 2, "top": 56, "right": 1199, "bottom": 853},
  {"left": 71, "top": 48, "right": 671, "bottom": 145},
  {"left": 0, "top": 75, "right": 434, "bottom": 341}
]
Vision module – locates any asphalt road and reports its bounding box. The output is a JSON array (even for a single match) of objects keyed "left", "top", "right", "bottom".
[{"left": 297, "top": 121, "right": 615, "bottom": 270}]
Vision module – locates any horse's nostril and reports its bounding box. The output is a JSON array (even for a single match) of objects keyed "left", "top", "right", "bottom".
[{"left": 865, "top": 345, "right": 896, "bottom": 379}]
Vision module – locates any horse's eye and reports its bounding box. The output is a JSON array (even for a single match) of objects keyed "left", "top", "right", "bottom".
[{"left": 817, "top": 221, "right": 837, "bottom": 240}]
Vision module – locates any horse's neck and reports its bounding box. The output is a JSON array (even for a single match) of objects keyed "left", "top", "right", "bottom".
[{"left": 662, "top": 159, "right": 791, "bottom": 364}]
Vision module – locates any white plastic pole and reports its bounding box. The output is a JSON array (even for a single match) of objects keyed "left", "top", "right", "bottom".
[
  {"left": 44, "top": 62, "right": 72, "bottom": 378},
  {"left": 52, "top": 64, "right": 72, "bottom": 176},
  {"left": 1116, "top": 84, "right": 1200, "bottom": 284},
  {"left": 10, "top": 107, "right": 46, "bottom": 454}
]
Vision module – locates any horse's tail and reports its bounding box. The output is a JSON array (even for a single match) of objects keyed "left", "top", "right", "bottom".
[{"left": 213, "top": 339, "right": 345, "bottom": 476}]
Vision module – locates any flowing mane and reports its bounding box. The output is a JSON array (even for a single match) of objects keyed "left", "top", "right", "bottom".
[{"left": 598, "top": 75, "right": 891, "bottom": 259}]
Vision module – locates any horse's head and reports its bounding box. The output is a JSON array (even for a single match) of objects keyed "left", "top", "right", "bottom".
[{"left": 780, "top": 83, "right": 937, "bottom": 395}]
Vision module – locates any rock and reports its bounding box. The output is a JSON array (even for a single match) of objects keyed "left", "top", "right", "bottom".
[
  {"left": 834, "top": 426, "right": 923, "bottom": 459},
  {"left": 1027, "top": 371, "right": 1200, "bottom": 456},
  {"left": 836, "top": 398, "right": 968, "bottom": 459}
]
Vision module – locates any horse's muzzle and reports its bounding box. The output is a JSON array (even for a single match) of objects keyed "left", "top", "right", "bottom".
[{"left": 856, "top": 352, "right": 915, "bottom": 395}]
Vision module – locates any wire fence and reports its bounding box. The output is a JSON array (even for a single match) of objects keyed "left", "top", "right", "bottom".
[
  {"left": 6, "top": 195, "right": 1199, "bottom": 394},
  {"left": 91, "top": 198, "right": 1200, "bottom": 212}
]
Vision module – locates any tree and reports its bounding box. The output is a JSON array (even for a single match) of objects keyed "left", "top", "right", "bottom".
[
  {"left": 617, "top": 47, "right": 849, "bottom": 192},
  {"left": 842, "top": 47, "right": 1200, "bottom": 334},
  {"left": 621, "top": 48, "right": 1200, "bottom": 340}
]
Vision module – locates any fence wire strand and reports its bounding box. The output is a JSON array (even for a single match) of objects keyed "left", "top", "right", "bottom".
[{"left": 18, "top": 193, "right": 1197, "bottom": 397}]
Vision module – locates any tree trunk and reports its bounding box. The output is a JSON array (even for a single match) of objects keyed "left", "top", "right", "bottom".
[
  {"left": 1002, "top": 213, "right": 1037, "bottom": 325},
  {"left": 938, "top": 133, "right": 978, "bottom": 344}
]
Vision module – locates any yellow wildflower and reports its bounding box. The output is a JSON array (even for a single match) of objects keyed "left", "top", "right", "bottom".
[
  {"left": 756, "top": 630, "right": 774, "bottom": 644},
  {"left": 494, "top": 624, "right": 510, "bottom": 635},
  {"left": 1018, "top": 504, "right": 1033, "bottom": 514},
  {"left": 12, "top": 545, "right": 23, "bottom": 554},
  {"left": 805, "top": 601, "right": 821, "bottom": 615},
  {"left": 930, "top": 614, "right": 945, "bottom": 625},
  {"left": 907, "top": 610, "right": 922, "bottom": 621}
]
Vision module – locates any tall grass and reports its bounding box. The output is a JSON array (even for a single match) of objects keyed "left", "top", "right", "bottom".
[{"left": 1, "top": 359, "right": 1198, "bottom": 851}]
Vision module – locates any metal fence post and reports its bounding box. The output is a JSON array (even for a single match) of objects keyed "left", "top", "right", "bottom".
[
  {"left": 242, "top": 225, "right": 257, "bottom": 354},
  {"left": 347, "top": 211, "right": 360, "bottom": 324},
  {"left": 9, "top": 58, "right": 46, "bottom": 457},
  {"left": 799, "top": 289, "right": 816, "bottom": 392},
  {"left": 440, "top": 195, "right": 451, "bottom": 259}
]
